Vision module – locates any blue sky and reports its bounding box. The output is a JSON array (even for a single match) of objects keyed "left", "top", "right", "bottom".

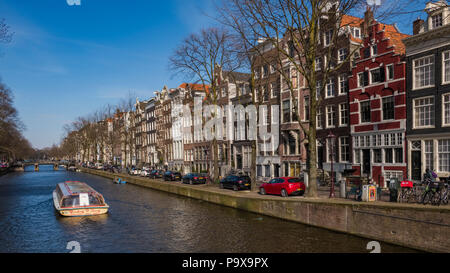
[
  {"left": 0, "top": 0, "right": 426, "bottom": 149},
  {"left": 0, "top": 0, "right": 214, "bottom": 148}
]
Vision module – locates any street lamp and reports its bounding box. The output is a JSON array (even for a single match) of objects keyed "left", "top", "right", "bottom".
[{"left": 327, "top": 131, "right": 336, "bottom": 198}]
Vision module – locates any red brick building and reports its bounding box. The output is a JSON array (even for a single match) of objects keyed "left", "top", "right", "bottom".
[{"left": 349, "top": 13, "right": 410, "bottom": 187}]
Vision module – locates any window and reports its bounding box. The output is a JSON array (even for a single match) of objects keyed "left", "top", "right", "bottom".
[
  {"left": 326, "top": 105, "right": 335, "bottom": 128},
  {"left": 352, "top": 27, "right": 361, "bottom": 39},
  {"left": 263, "top": 85, "right": 269, "bottom": 102},
  {"left": 444, "top": 51, "right": 450, "bottom": 84},
  {"left": 339, "top": 103, "right": 348, "bottom": 126},
  {"left": 425, "top": 140, "right": 434, "bottom": 171},
  {"left": 270, "top": 63, "right": 276, "bottom": 74},
  {"left": 387, "top": 65, "right": 394, "bottom": 80},
  {"left": 327, "top": 138, "right": 336, "bottom": 162},
  {"left": 340, "top": 137, "right": 350, "bottom": 162},
  {"left": 289, "top": 135, "right": 296, "bottom": 155},
  {"left": 326, "top": 78, "right": 335, "bottom": 97},
  {"left": 282, "top": 100, "right": 291, "bottom": 123},
  {"left": 370, "top": 67, "right": 384, "bottom": 84},
  {"left": 354, "top": 150, "right": 361, "bottom": 164},
  {"left": 414, "top": 97, "right": 434, "bottom": 128},
  {"left": 413, "top": 56, "right": 435, "bottom": 89},
  {"left": 338, "top": 48, "right": 348, "bottom": 63},
  {"left": 221, "top": 87, "right": 227, "bottom": 98},
  {"left": 385, "top": 148, "right": 393, "bottom": 163},
  {"left": 339, "top": 75, "right": 348, "bottom": 94},
  {"left": 371, "top": 44, "right": 378, "bottom": 56},
  {"left": 374, "top": 149, "right": 382, "bottom": 163},
  {"left": 444, "top": 94, "right": 450, "bottom": 126},
  {"left": 317, "top": 109, "right": 323, "bottom": 129},
  {"left": 432, "top": 13, "right": 443, "bottom": 29},
  {"left": 360, "top": 101, "right": 371, "bottom": 123},
  {"left": 358, "top": 71, "right": 369, "bottom": 87},
  {"left": 324, "top": 30, "right": 333, "bottom": 46},
  {"left": 271, "top": 82, "right": 280, "bottom": 98},
  {"left": 316, "top": 80, "right": 322, "bottom": 99},
  {"left": 395, "top": 148, "right": 403, "bottom": 163},
  {"left": 439, "top": 139, "right": 450, "bottom": 172},
  {"left": 263, "top": 64, "right": 269, "bottom": 78},
  {"left": 382, "top": 96, "right": 395, "bottom": 120},
  {"left": 304, "top": 96, "right": 310, "bottom": 121},
  {"left": 315, "top": 57, "right": 322, "bottom": 71}
]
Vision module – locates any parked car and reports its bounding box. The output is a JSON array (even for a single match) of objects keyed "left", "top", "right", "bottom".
[
  {"left": 219, "top": 175, "right": 251, "bottom": 191},
  {"left": 182, "top": 173, "right": 206, "bottom": 184},
  {"left": 140, "top": 167, "right": 151, "bottom": 177},
  {"left": 149, "top": 170, "right": 164, "bottom": 179},
  {"left": 95, "top": 163, "right": 104, "bottom": 170},
  {"left": 163, "top": 171, "right": 182, "bottom": 181},
  {"left": 259, "top": 177, "right": 306, "bottom": 197}
]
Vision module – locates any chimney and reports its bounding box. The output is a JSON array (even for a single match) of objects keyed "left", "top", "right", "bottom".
[
  {"left": 363, "top": 7, "right": 375, "bottom": 37},
  {"left": 413, "top": 18, "right": 424, "bottom": 35}
]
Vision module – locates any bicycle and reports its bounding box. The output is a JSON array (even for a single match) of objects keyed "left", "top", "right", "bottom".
[
  {"left": 421, "top": 179, "right": 443, "bottom": 206},
  {"left": 440, "top": 182, "right": 449, "bottom": 205}
]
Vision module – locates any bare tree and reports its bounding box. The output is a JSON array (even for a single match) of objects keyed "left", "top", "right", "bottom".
[{"left": 169, "top": 27, "right": 242, "bottom": 183}]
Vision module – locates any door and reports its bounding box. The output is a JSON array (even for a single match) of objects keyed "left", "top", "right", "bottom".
[
  {"left": 318, "top": 146, "right": 324, "bottom": 169},
  {"left": 274, "top": 164, "right": 280, "bottom": 178},
  {"left": 411, "top": 151, "right": 422, "bottom": 181},
  {"left": 266, "top": 179, "right": 276, "bottom": 194},
  {"left": 362, "top": 149, "right": 371, "bottom": 175},
  {"left": 236, "top": 155, "right": 242, "bottom": 170}
]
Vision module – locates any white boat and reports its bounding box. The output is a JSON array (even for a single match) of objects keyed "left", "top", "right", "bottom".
[{"left": 53, "top": 181, "right": 109, "bottom": 217}]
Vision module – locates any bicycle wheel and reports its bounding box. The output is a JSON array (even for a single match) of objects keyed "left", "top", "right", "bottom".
[
  {"left": 431, "top": 191, "right": 441, "bottom": 206},
  {"left": 422, "top": 191, "right": 432, "bottom": 205}
]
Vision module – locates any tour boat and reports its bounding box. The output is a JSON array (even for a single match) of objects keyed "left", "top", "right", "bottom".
[{"left": 53, "top": 181, "right": 109, "bottom": 217}]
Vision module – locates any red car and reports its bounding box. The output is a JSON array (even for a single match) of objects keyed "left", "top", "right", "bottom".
[{"left": 259, "top": 177, "right": 306, "bottom": 197}]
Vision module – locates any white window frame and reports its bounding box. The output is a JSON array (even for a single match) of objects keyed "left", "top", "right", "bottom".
[
  {"left": 413, "top": 96, "right": 435, "bottom": 129},
  {"left": 338, "top": 74, "right": 348, "bottom": 95},
  {"left": 386, "top": 64, "right": 394, "bottom": 81},
  {"left": 413, "top": 55, "right": 435, "bottom": 90},
  {"left": 324, "top": 30, "right": 332, "bottom": 47},
  {"left": 339, "top": 103, "right": 348, "bottom": 127},
  {"left": 339, "top": 137, "right": 350, "bottom": 163},
  {"left": 338, "top": 48, "right": 348, "bottom": 63},
  {"left": 431, "top": 13, "right": 443, "bottom": 30},
  {"left": 326, "top": 105, "right": 335, "bottom": 128},
  {"left": 443, "top": 50, "right": 450, "bottom": 85},
  {"left": 315, "top": 57, "right": 322, "bottom": 71},
  {"left": 326, "top": 78, "right": 335, "bottom": 98},
  {"left": 443, "top": 93, "right": 450, "bottom": 127},
  {"left": 369, "top": 67, "right": 383, "bottom": 85},
  {"left": 357, "top": 72, "right": 364, "bottom": 87}
]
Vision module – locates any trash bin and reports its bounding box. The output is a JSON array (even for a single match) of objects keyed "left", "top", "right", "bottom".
[{"left": 340, "top": 180, "right": 346, "bottom": 198}]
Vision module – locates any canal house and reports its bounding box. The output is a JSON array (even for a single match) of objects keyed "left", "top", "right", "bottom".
[
  {"left": 349, "top": 11, "right": 410, "bottom": 187},
  {"left": 403, "top": 0, "right": 450, "bottom": 181}
]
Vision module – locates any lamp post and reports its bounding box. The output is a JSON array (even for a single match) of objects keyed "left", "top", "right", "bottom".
[{"left": 327, "top": 131, "right": 336, "bottom": 198}]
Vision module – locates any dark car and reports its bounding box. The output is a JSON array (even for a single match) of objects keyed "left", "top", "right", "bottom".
[
  {"left": 163, "top": 171, "right": 182, "bottom": 181},
  {"left": 219, "top": 175, "right": 251, "bottom": 191},
  {"left": 149, "top": 169, "right": 164, "bottom": 179},
  {"left": 182, "top": 173, "right": 206, "bottom": 185}
]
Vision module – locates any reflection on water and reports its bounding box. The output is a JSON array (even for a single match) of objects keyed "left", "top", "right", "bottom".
[{"left": 0, "top": 165, "right": 417, "bottom": 253}]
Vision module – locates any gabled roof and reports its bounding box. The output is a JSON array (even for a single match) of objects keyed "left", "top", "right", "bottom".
[{"left": 178, "top": 83, "right": 210, "bottom": 92}]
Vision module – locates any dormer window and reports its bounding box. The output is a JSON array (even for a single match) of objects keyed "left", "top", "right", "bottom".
[
  {"left": 432, "top": 13, "right": 443, "bottom": 29},
  {"left": 352, "top": 27, "right": 361, "bottom": 39}
]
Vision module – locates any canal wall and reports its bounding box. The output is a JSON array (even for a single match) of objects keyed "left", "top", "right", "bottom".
[{"left": 81, "top": 168, "right": 450, "bottom": 252}]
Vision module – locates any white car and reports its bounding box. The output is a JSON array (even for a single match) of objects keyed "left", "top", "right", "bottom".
[
  {"left": 131, "top": 169, "right": 141, "bottom": 176},
  {"left": 96, "top": 164, "right": 104, "bottom": 170},
  {"left": 140, "top": 168, "right": 151, "bottom": 177}
]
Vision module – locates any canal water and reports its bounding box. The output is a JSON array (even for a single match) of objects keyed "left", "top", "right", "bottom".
[{"left": 0, "top": 165, "right": 417, "bottom": 253}]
